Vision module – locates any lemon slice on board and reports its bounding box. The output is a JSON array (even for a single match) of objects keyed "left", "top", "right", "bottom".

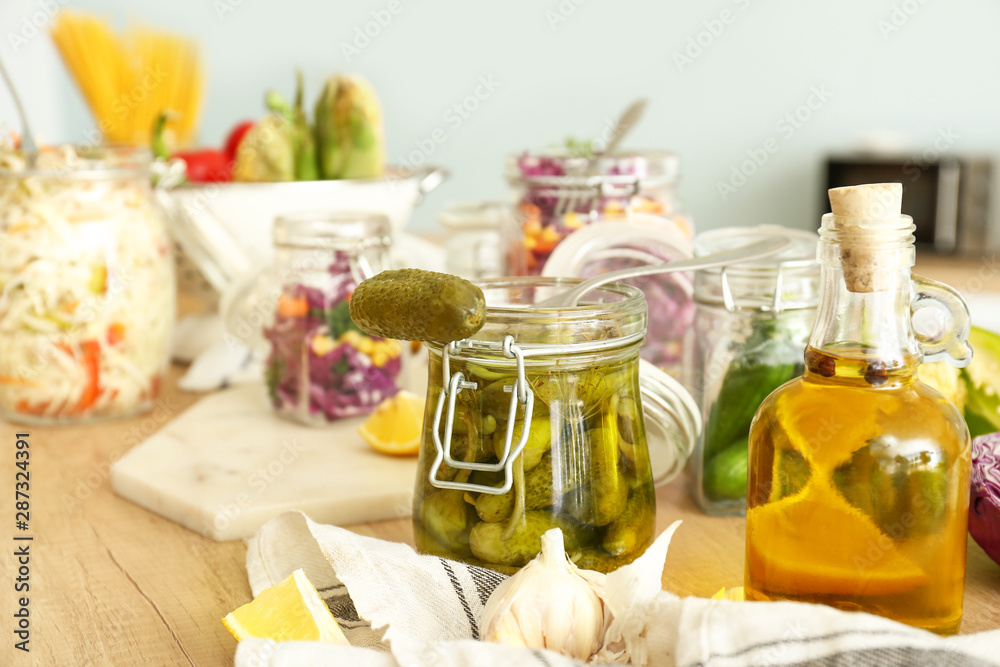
[
  {"left": 358, "top": 390, "right": 425, "bottom": 456},
  {"left": 222, "top": 569, "right": 348, "bottom": 643}
]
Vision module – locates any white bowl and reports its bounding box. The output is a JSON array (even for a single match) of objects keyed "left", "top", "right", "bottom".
[{"left": 155, "top": 165, "right": 446, "bottom": 295}]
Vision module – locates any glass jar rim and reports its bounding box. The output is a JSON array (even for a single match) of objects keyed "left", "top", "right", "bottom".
[
  {"left": 695, "top": 226, "right": 820, "bottom": 275},
  {"left": 272, "top": 210, "right": 391, "bottom": 249},
  {"left": 819, "top": 212, "right": 916, "bottom": 243},
  {"left": 0, "top": 145, "right": 153, "bottom": 179},
  {"left": 505, "top": 149, "right": 680, "bottom": 188},
  {"left": 694, "top": 226, "right": 820, "bottom": 312},
  {"left": 426, "top": 276, "right": 648, "bottom": 356}
]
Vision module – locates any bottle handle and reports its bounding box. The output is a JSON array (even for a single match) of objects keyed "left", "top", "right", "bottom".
[{"left": 911, "top": 274, "right": 973, "bottom": 367}]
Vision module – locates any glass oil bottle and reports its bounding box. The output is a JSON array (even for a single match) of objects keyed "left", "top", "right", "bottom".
[{"left": 744, "top": 183, "right": 973, "bottom": 634}]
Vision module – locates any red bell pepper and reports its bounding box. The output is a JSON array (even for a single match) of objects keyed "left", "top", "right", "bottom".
[
  {"left": 174, "top": 149, "right": 232, "bottom": 183},
  {"left": 223, "top": 120, "right": 255, "bottom": 162}
]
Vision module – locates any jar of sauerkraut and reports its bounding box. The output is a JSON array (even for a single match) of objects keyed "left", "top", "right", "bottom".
[{"left": 0, "top": 146, "right": 175, "bottom": 423}]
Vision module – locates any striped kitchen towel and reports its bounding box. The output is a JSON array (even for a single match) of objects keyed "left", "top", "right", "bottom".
[{"left": 237, "top": 511, "right": 1000, "bottom": 667}]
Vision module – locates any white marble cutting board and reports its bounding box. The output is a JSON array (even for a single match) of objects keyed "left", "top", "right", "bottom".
[{"left": 111, "top": 384, "right": 419, "bottom": 541}]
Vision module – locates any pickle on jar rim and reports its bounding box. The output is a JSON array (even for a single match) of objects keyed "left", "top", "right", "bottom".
[{"left": 349, "top": 268, "right": 486, "bottom": 343}]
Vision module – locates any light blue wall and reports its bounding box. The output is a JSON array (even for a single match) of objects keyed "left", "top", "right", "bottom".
[{"left": 4, "top": 0, "right": 1000, "bottom": 233}]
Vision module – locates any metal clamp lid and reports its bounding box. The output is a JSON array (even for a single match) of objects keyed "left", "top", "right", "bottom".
[
  {"left": 718, "top": 259, "right": 801, "bottom": 315},
  {"left": 428, "top": 335, "right": 535, "bottom": 495}
]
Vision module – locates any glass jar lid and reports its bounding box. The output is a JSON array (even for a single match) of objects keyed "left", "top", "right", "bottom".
[
  {"left": 0, "top": 145, "right": 153, "bottom": 179},
  {"left": 273, "top": 210, "right": 391, "bottom": 250},
  {"left": 541, "top": 216, "right": 693, "bottom": 278},
  {"left": 505, "top": 149, "right": 681, "bottom": 190},
  {"left": 426, "top": 277, "right": 647, "bottom": 367},
  {"left": 426, "top": 277, "right": 699, "bottom": 488},
  {"left": 694, "top": 225, "right": 820, "bottom": 313},
  {"left": 438, "top": 201, "right": 511, "bottom": 231}
]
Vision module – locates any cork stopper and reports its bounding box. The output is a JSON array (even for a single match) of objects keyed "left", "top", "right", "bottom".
[{"left": 827, "top": 183, "right": 903, "bottom": 292}]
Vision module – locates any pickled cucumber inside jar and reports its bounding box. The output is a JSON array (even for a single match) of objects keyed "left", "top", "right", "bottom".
[{"left": 411, "top": 277, "right": 659, "bottom": 573}]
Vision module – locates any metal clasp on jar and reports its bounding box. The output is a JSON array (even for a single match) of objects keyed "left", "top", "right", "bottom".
[{"left": 428, "top": 334, "right": 535, "bottom": 495}]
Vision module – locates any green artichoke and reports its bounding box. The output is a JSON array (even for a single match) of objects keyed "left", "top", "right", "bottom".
[
  {"left": 313, "top": 74, "right": 385, "bottom": 179},
  {"left": 232, "top": 110, "right": 295, "bottom": 183}
]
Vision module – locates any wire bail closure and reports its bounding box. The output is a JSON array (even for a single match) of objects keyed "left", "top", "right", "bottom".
[
  {"left": 719, "top": 261, "right": 790, "bottom": 315},
  {"left": 428, "top": 334, "right": 535, "bottom": 495}
]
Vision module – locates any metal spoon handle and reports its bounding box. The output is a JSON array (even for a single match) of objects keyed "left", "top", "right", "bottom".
[
  {"left": 601, "top": 98, "right": 647, "bottom": 156},
  {"left": 539, "top": 236, "right": 792, "bottom": 308},
  {"left": 0, "top": 56, "right": 36, "bottom": 157}
]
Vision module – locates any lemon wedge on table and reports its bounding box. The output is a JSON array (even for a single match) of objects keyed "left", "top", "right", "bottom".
[
  {"left": 358, "top": 390, "right": 425, "bottom": 456},
  {"left": 711, "top": 586, "right": 745, "bottom": 601},
  {"left": 222, "top": 569, "right": 348, "bottom": 644}
]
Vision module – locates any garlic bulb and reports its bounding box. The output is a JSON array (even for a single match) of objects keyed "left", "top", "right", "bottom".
[{"left": 481, "top": 528, "right": 606, "bottom": 661}]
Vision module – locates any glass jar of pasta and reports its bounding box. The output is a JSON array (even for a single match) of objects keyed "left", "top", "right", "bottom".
[{"left": 0, "top": 145, "right": 175, "bottom": 423}]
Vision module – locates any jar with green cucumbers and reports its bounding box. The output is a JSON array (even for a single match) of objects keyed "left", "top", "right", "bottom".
[
  {"left": 413, "top": 278, "right": 662, "bottom": 573},
  {"left": 688, "top": 226, "right": 819, "bottom": 516}
]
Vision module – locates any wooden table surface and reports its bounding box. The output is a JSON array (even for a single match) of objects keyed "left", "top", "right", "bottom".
[{"left": 3, "top": 254, "right": 1000, "bottom": 666}]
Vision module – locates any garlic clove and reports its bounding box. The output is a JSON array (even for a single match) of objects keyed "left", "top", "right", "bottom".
[
  {"left": 481, "top": 528, "right": 606, "bottom": 661},
  {"left": 604, "top": 519, "right": 682, "bottom": 617}
]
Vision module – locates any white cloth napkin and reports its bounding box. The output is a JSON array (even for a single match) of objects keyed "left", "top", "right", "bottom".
[{"left": 235, "top": 511, "right": 1000, "bottom": 667}]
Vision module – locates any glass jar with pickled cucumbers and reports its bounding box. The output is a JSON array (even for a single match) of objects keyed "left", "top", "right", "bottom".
[
  {"left": 688, "top": 226, "right": 819, "bottom": 516},
  {"left": 413, "top": 278, "right": 668, "bottom": 574}
]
